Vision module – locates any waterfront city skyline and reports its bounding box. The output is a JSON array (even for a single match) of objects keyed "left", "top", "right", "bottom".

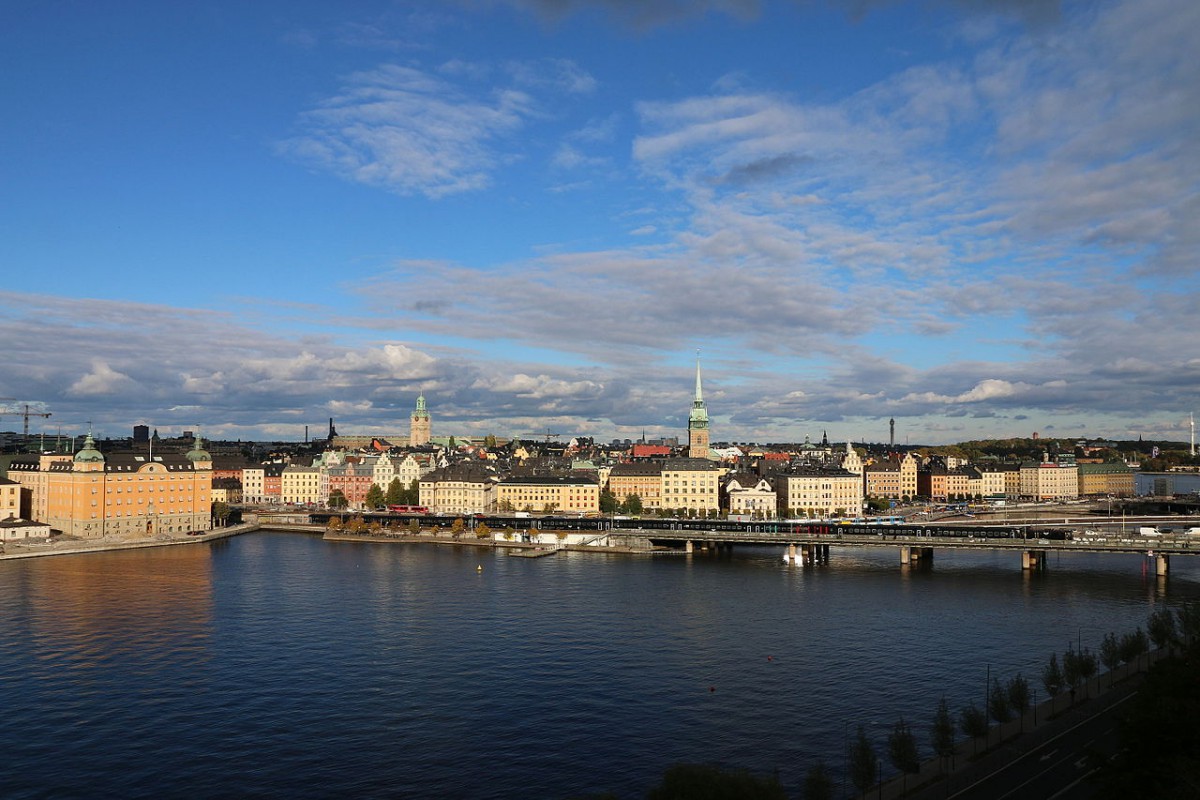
[{"left": 2, "top": 0, "right": 1197, "bottom": 445}]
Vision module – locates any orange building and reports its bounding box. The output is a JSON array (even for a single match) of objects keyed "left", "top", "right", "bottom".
[{"left": 20, "top": 433, "right": 213, "bottom": 538}]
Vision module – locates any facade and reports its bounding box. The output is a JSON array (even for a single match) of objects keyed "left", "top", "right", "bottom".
[
  {"left": 1077, "top": 463, "right": 1135, "bottom": 497},
  {"left": 1020, "top": 461, "right": 1080, "bottom": 501},
  {"left": 241, "top": 467, "right": 265, "bottom": 504},
  {"left": 281, "top": 465, "right": 322, "bottom": 505},
  {"left": 6, "top": 452, "right": 73, "bottom": 521},
  {"left": 687, "top": 358, "right": 710, "bottom": 460},
  {"left": 606, "top": 462, "right": 664, "bottom": 510},
  {"left": 326, "top": 458, "right": 375, "bottom": 508},
  {"left": 724, "top": 475, "right": 778, "bottom": 516},
  {"left": 419, "top": 464, "right": 495, "bottom": 515},
  {"left": 0, "top": 477, "right": 20, "bottom": 520},
  {"left": 775, "top": 467, "right": 863, "bottom": 518},
  {"left": 496, "top": 475, "right": 600, "bottom": 514},
  {"left": 864, "top": 453, "right": 918, "bottom": 500},
  {"left": 16, "top": 434, "right": 213, "bottom": 538},
  {"left": 410, "top": 395, "right": 432, "bottom": 447},
  {"left": 660, "top": 458, "right": 722, "bottom": 515}
]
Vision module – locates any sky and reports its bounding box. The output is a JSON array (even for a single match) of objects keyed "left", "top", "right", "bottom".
[{"left": 2, "top": 0, "right": 1198, "bottom": 446}]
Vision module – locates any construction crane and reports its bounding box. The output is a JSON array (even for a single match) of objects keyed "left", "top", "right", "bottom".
[{"left": 0, "top": 401, "right": 51, "bottom": 437}]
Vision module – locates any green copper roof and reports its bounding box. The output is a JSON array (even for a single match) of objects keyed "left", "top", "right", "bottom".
[{"left": 74, "top": 432, "right": 105, "bottom": 463}]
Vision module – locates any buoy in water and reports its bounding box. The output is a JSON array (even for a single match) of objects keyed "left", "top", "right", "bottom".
[{"left": 476, "top": 564, "right": 483, "bottom": 572}]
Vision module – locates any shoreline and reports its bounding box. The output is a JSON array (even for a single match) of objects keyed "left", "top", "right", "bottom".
[{"left": 0, "top": 522, "right": 259, "bottom": 560}]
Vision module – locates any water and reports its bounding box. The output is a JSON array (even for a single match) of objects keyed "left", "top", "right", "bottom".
[{"left": 1, "top": 532, "right": 1197, "bottom": 799}]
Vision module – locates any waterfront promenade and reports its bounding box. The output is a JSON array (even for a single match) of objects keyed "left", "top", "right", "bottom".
[{"left": 0, "top": 522, "right": 258, "bottom": 560}]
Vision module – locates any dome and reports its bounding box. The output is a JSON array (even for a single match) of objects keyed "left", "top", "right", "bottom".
[
  {"left": 186, "top": 434, "right": 211, "bottom": 463},
  {"left": 74, "top": 432, "right": 105, "bottom": 463}
]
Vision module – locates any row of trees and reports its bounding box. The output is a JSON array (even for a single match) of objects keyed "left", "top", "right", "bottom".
[{"left": 816, "top": 602, "right": 1200, "bottom": 800}]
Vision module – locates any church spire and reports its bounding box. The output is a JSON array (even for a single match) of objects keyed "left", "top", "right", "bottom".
[{"left": 688, "top": 351, "right": 710, "bottom": 459}]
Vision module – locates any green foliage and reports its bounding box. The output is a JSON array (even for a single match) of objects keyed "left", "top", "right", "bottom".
[
  {"left": 802, "top": 761, "right": 834, "bottom": 800},
  {"left": 621, "top": 493, "right": 644, "bottom": 515},
  {"left": 930, "top": 697, "right": 956, "bottom": 761},
  {"left": 987, "top": 678, "right": 1011, "bottom": 724},
  {"left": 959, "top": 703, "right": 988, "bottom": 741},
  {"left": 450, "top": 517, "right": 464, "bottom": 536},
  {"left": 475, "top": 522, "right": 490, "bottom": 539},
  {"left": 848, "top": 725, "right": 878, "bottom": 796},
  {"left": 887, "top": 718, "right": 920, "bottom": 775},
  {"left": 1007, "top": 673, "right": 1030, "bottom": 715},
  {"left": 1093, "top": 642, "right": 1200, "bottom": 799},
  {"left": 1147, "top": 608, "right": 1179, "bottom": 649},
  {"left": 327, "top": 489, "right": 349, "bottom": 510},
  {"left": 599, "top": 489, "right": 619, "bottom": 513},
  {"left": 646, "top": 763, "right": 787, "bottom": 800},
  {"left": 1100, "top": 632, "right": 1121, "bottom": 672},
  {"left": 1118, "top": 629, "right": 1149, "bottom": 664},
  {"left": 365, "top": 484, "right": 385, "bottom": 510},
  {"left": 210, "top": 501, "right": 231, "bottom": 525},
  {"left": 407, "top": 519, "right": 420, "bottom": 535},
  {"left": 385, "top": 477, "right": 405, "bottom": 505},
  {"left": 1042, "top": 652, "right": 1065, "bottom": 696}
]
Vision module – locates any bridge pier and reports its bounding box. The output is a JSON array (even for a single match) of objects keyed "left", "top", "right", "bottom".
[
  {"left": 900, "top": 545, "right": 911, "bottom": 564},
  {"left": 1022, "top": 550, "right": 1046, "bottom": 570},
  {"left": 787, "top": 543, "right": 797, "bottom": 563},
  {"left": 685, "top": 540, "right": 693, "bottom": 555},
  {"left": 1156, "top": 554, "right": 1169, "bottom": 576}
]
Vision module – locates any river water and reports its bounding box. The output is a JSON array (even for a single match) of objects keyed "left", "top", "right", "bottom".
[{"left": 1, "top": 532, "right": 1197, "bottom": 799}]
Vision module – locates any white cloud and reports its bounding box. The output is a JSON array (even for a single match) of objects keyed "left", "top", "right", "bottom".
[{"left": 67, "top": 360, "right": 139, "bottom": 398}]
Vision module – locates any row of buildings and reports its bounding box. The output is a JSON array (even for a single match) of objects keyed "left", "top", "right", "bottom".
[{"left": 0, "top": 366, "right": 1139, "bottom": 536}]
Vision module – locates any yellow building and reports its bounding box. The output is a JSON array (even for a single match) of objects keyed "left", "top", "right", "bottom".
[
  {"left": 606, "top": 462, "right": 664, "bottom": 510},
  {"left": 419, "top": 463, "right": 495, "bottom": 515},
  {"left": 496, "top": 475, "right": 599, "bottom": 514},
  {"left": 1019, "top": 461, "right": 1079, "bottom": 501},
  {"left": 0, "top": 477, "right": 20, "bottom": 520},
  {"left": 281, "top": 464, "right": 322, "bottom": 505},
  {"left": 6, "top": 452, "right": 73, "bottom": 521},
  {"left": 661, "top": 458, "right": 722, "bottom": 515},
  {"left": 775, "top": 467, "right": 863, "bottom": 518},
  {"left": 32, "top": 434, "right": 213, "bottom": 538},
  {"left": 1076, "top": 463, "right": 1134, "bottom": 497},
  {"left": 864, "top": 453, "right": 918, "bottom": 500}
]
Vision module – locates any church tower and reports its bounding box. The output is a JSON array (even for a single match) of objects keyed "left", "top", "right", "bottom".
[
  {"left": 687, "top": 355, "right": 710, "bottom": 460},
  {"left": 410, "top": 394, "right": 431, "bottom": 447}
]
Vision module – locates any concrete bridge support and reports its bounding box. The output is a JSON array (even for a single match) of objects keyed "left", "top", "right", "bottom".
[
  {"left": 900, "top": 545, "right": 911, "bottom": 564},
  {"left": 1022, "top": 550, "right": 1047, "bottom": 570},
  {"left": 685, "top": 540, "right": 693, "bottom": 555},
  {"left": 1156, "top": 554, "right": 1170, "bottom": 576}
]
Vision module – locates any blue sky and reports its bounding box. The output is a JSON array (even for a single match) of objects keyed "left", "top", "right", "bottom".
[{"left": 2, "top": 0, "right": 1197, "bottom": 446}]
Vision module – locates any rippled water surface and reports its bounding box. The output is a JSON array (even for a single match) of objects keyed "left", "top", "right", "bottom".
[{"left": 2, "top": 532, "right": 1198, "bottom": 798}]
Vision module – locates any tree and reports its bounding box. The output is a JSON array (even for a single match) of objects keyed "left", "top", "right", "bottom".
[
  {"left": 408, "top": 519, "right": 420, "bottom": 536},
  {"left": 211, "top": 501, "right": 231, "bottom": 527},
  {"left": 622, "top": 494, "right": 644, "bottom": 515},
  {"left": 1042, "top": 652, "right": 1065, "bottom": 696},
  {"left": 497, "top": 499, "right": 514, "bottom": 512},
  {"left": 542, "top": 501, "right": 558, "bottom": 513},
  {"left": 848, "top": 725, "right": 878, "bottom": 798},
  {"left": 365, "top": 484, "right": 385, "bottom": 510},
  {"left": 328, "top": 489, "right": 349, "bottom": 510},
  {"left": 475, "top": 522, "right": 491, "bottom": 540},
  {"left": 1118, "top": 628, "right": 1149, "bottom": 667},
  {"left": 1101, "top": 632, "right": 1122, "bottom": 685},
  {"left": 1076, "top": 647, "right": 1098, "bottom": 697},
  {"left": 484, "top": 433, "right": 497, "bottom": 449},
  {"left": 599, "top": 490, "right": 619, "bottom": 514},
  {"left": 803, "top": 761, "right": 834, "bottom": 800},
  {"left": 450, "top": 517, "right": 464, "bottom": 538},
  {"left": 887, "top": 718, "right": 921, "bottom": 794},
  {"left": 326, "top": 516, "right": 343, "bottom": 532},
  {"left": 988, "top": 677, "right": 1011, "bottom": 724},
  {"left": 385, "top": 477, "right": 405, "bottom": 505},
  {"left": 1007, "top": 674, "right": 1031, "bottom": 730},
  {"left": 931, "top": 698, "right": 956, "bottom": 772},
  {"left": 1147, "top": 608, "right": 1179, "bottom": 650},
  {"left": 959, "top": 704, "right": 989, "bottom": 754}
]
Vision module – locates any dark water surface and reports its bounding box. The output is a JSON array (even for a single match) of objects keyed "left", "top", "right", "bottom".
[{"left": 2, "top": 532, "right": 1197, "bottom": 799}]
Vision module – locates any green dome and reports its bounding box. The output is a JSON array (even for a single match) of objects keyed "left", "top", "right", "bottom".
[
  {"left": 74, "top": 432, "right": 105, "bottom": 463},
  {"left": 186, "top": 434, "right": 211, "bottom": 463}
]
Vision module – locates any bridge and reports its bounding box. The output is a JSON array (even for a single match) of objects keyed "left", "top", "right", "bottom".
[{"left": 306, "top": 511, "right": 1199, "bottom": 575}]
